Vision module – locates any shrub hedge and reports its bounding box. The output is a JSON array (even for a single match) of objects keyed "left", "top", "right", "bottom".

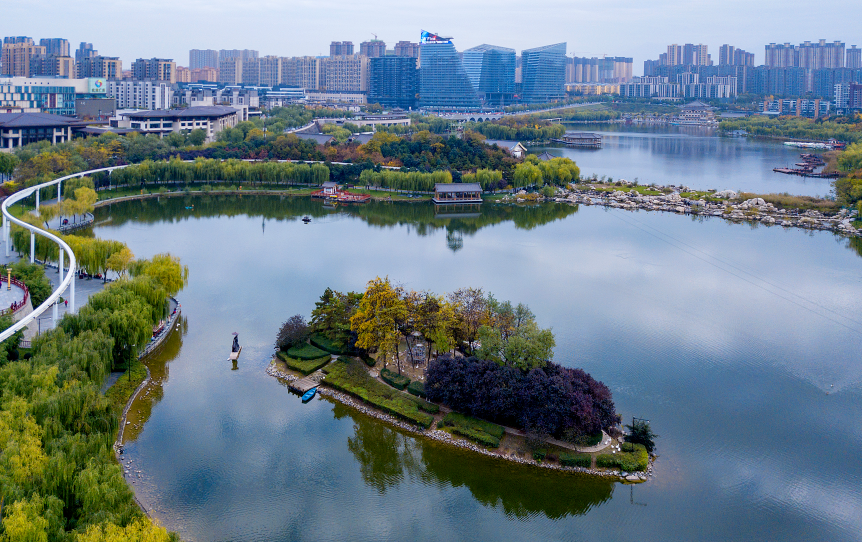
[
  {"left": 533, "top": 449, "right": 547, "bottom": 461},
  {"left": 286, "top": 343, "right": 330, "bottom": 360},
  {"left": 309, "top": 333, "right": 347, "bottom": 354},
  {"left": 442, "top": 412, "right": 505, "bottom": 439},
  {"left": 449, "top": 426, "right": 500, "bottom": 448},
  {"left": 439, "top": 412, "right": 505, "bottom": 448},
  {"left": 407, "top": 380, "right": 426, "bottom": 398},
  {"left": 380, "top": 367, "right": 410, "bottom": 390},
  {"left": 277, "top": 352, "right": 331, "bottom": 375},
  {"left": 323, "top": 358, "right": 434, "bottom": 428},
  {"left": 560, "top": 452, "right": 592, "bottom": 468}
]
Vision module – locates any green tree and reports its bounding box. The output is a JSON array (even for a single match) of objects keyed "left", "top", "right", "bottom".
[
  {"left": 128, "top": 253, "right": 189, "bottom": 297},
  {"left": 625, "top": 419, "right": 658, "bottom": 453},
  {"left": 350, "top": 277, "right": 405, "bottom": 370},
  {"left": 187, "top": 129, "right": 207, "bottom": 146}
]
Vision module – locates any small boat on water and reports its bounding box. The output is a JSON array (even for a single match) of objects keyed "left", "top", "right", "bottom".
[
  {"left": 301, "top": 387, "right": 317, "bottom": 402},
  {"left": 302, "top": 215, "right": 311, "bottom": 223}
]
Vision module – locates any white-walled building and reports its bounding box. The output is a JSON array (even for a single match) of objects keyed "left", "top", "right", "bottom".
[
  {"left": 106, "top": 80, "right": 173, "bottom": 110},
  {"left": 111, "top": 105, "right": 241, "bottom": 142}
]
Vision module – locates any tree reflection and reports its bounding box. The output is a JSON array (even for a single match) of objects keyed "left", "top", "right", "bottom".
[
  {"left": 95, "top": 196, "right": 580, "bottom": 252},
  {"left": 336, "top": 406, "right": 614, "bottom": 519},
  {"left": 122, "top": 315, "right": 187, "bottom": 443}
]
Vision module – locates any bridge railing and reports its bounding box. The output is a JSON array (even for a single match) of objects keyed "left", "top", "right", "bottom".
[{"left": 0, "top": 165, "right": 128, "bottom": 342}]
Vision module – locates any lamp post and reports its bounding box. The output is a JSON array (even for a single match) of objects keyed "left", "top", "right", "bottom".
[{"left": 128, "top": 344, "right": 136, "bottom": 381}]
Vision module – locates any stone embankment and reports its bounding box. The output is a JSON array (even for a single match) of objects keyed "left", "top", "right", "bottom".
[
  {"left": 266, "top": 361, "right": 654, "bottom": 483},
  {"left": 506, "top": 183, "right": 860, "bottom": 237}
]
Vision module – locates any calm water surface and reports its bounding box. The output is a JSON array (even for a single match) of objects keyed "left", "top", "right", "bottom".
[
  {"left": 530, "top": 124, "right": 836, "bottom": 197},
  {"left": 96, "top": 196, "right": 862, "bottom": 542}
]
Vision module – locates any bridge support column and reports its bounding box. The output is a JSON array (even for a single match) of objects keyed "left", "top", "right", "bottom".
[
  {"left": 36, "top": 189, "right": 39, "bottom": 211},
  {"left": 58, "top": 249, "right": 64, "bottom": 282},
  {"left": 30, "top": 231, "right": 35, "bottom": 263},
  {"left": 3, "top": 215, "right": 7, "bottom": 257},
  {"left": 57, "top": 180, "right": 62, "bottom": 202},
  {"left": 53, "top": 298, "right": 58, "bottom": 324},
  {"left": 70, "top": 274, "right": 75, "bottom": 314}
]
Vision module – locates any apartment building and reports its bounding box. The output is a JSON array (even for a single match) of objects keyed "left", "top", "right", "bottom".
[
  {"left": 107, "top": 80, "right": 173, "bottom": 110},
  {"left": 132, "top": 58, "right": 177, "bottom": 83}
]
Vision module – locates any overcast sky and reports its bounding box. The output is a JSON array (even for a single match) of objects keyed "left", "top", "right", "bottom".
[{"left": 5, "top": 0, "right": 860, "bottom": 74}]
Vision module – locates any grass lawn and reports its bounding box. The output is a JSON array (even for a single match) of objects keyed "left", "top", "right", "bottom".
[
  {"left": 276, "top": 352, "right": 330, "bottom": 375},
  {"left": 286, "top": 343, "right": 330, "bottom": 360},
  {"left": 104, "top": 362, "right": 148, "bottom": 416},
  {"left": 438, "top": 412, "right": 505, "bottom": 448},
  {"left": 323, "top": 357, "right": 435, "bottom": 428}
]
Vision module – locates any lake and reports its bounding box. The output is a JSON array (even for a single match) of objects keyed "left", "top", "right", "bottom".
[
  {"left": 95, "top": 196, "right": 862, "bottom": 542},
  {"left": 529, "top": 124, "right": 836, "bottom": 198}
]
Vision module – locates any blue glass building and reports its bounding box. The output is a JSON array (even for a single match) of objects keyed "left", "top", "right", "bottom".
[
  {"left": 418, "top": 31, "right": 481, "bottom": 111},
  {"left": 521, "top": 43, "right": 567, "bottom": 103},
  {"left": 368, "top": 56, "right": 418, "bottom": 109},
  {"left": 462, "top": 44, "right": 516, "bottom": 107}
]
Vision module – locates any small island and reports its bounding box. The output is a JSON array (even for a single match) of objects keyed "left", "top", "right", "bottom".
[{"left": 268, "top": 277, "right": 657, "bottom": 482}]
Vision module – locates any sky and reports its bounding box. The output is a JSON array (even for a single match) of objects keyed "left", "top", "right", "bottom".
[{"left": 5, "top": 0, "right": 861, "bottom": 75}]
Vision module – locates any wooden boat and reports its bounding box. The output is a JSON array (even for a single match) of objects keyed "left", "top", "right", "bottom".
[{"left": 301, "top": 387, "right": 317, "bottom": 402}]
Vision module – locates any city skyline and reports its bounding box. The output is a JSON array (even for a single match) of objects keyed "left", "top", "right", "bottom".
[{"left": 4, "top": 0, "right": 860, "bottom": 76}]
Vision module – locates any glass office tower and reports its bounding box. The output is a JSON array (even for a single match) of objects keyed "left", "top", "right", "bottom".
[
  {"left": 521, "top": 43, "right": 567, "bottom": 103},
  {"left": 463, "top": 44, "right": 516, "bottom": 107},
  {"left": 369, "top": 56, "right": 418, "bottom": 109},
  {"left": 418, "top": 31, "right": 481, "bottom": 110}
]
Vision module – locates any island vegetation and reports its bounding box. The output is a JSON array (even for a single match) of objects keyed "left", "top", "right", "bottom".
[{"left": 271, "top": 277, "right": 647, "bottom": 473}]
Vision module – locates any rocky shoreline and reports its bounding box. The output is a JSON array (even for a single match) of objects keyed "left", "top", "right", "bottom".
[
  {"left": 266, "top": 361, "right": 654, "bottom": 483},
  {"left": 504, "top": 183, "right": 860, "bottom": 237}
]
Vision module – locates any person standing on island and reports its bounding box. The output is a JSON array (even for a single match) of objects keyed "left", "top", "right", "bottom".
[{"left": 232, "top": 334, "right": 239, "bottom": 352}]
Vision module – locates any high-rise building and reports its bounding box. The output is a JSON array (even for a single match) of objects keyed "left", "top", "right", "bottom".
[
  {"left": 75, "top": 42, "right": 96, "bottom": 63},
  {"left": 719, "top": 44, "right": 754, "bottom": 66},
  {"left": 667, "top": 44, "right": 711, "bottom": 66},
  {"left": 76, "top": 56, "right": 122, "bottom": 79},
  {"left": 132, "top": 58, "right": 177, "bottom": 82},
  {"left": 394, "top": 41, "right": 420, "bottom": 58},
  {"left": 462, "top": 44, "right": 516, "bottom": 106},
  {"left": 520, "top": 43, "right": 566, "bottom": 103},
  {"left": 218, "top": 58, "right": 243, "bottom": 85},
  {"left": 280, "top": 57, "right": 319, "bottom": 89},
  {"left": 418, "top": 31, "right": 480, "bottom": 110},
  {"left": 847, "top": 46, "right": 862, "bottom": 69},
  {"left": 319, "top": 54, "right": 368, "bottom": 92},
  {"left": 189, "top": 49, "right": 219, "bottom": 70},
  {"left": 29, "top": 54, "right": 75, "bottom": 78},
  {"left": 107, "top": 80, "right": 173, "bottom": 110},
  {"left": 360, "top": 40, "right": 386, "bottom": 58},
  {"left": 329, "top": 41, "right": 354, "bottom": 56},
  {"left": 1, "top": 38, "right": 46, "bottom": 77},
  {"left": 766, "top": 40, "right": 845, "bottom": 69},
  {"left": 219, "top": 49, "right": 258, "bottom": 63},
  {"left": 258, "top": 56, "right": 282, "bottom": 87},
  {"left": 190, "top": 67, "right": 219, "bottom": 83},
  {"left": 569, "top": 56, "right": 632, "bottom": 83},
  {"left": 176, "top": 66, "right": 192, "bottom": 83},
  {"left": 242, "top": 59, "right": 260, "bottom": 85},
  {"left": 368, "top": 56, "right": 418, "bottom": 109},
  {"left": 39, "top": 38, "right": 70, "bottom": 57}
]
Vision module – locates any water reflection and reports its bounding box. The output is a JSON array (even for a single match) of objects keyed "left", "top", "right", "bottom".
[
  {"left": 123, "top": 315, "right": 188, "bottom": 443},
  {"left": 96, "top": 195, "right": 578, "bottom": 252},
  {"left": 335, "top": 404, "right": 614, "bottom": 519}
]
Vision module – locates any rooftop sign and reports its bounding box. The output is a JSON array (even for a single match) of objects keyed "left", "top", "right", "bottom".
[{"left": 420, "top": 30, "right": 452, "bottom": 45}]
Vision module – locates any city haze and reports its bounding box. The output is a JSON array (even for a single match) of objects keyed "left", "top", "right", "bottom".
[{"left": 6, "top": 0, "right": 861, "bottom": 73}]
